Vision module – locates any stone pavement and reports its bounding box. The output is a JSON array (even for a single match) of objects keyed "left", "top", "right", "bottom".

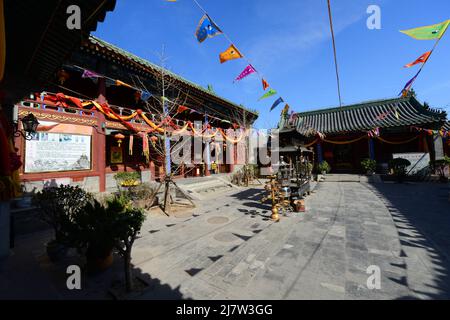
[
  {"left": 135, "top": 182, "right": 412, "bottom": 300},
  {"left": 1, "top": 179, "right": 449, "bottom": 300}
]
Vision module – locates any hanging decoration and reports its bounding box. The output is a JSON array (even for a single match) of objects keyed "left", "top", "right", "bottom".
[
  {"left": 400, "top": 20, "right": 450, "bottom": 40},
  {"left": 129, "top": 134, "right": 134, "bottom": 155},
  {"left": 114, "top": 133, "right": 125, "bottom": 147},
  {"left": 270, "top": 97, "right": 284, "bottom": 112},
  {"left": 140, "top": 132, "right": 150, "bottom": 163},
  {"left": 219, "top": 44, "right": 243, "bottom": 64},
  {"left": 32, "top": 92, "right": 251, "bottom": 142},
  {"left": 399, "top": 19, "right": 450, "bottom": 96},
  {"left": 367, "top": 128, "right": 380, "bottom": 137},
  {"left": 400, "top": 69, "right": 421, "bottom": 97},
  {"left": 234, "top": 64, "right": 256, "bottom": 82},
  {"left": 140, "top": 90, "right": 152, "bottom": 101},
  {"left": 177, "top": 105, "right": 189, "bottom": 113},
  {"left": 258, "top": 89, "right": 277, "bottom": 101},
  {"left": 404, "top": 51, "right": 431, "bottom": 68},
  {"left": 116, "top": 80, "right": 134, "bottom": 89},
  {"left": 281, "top": 104, "right": 290, "bottom": 116},
  {"left": 196, "top": 14, "right": 223, "bottom": 43},
  {"left": 262, "top": 78, "right": 270, "bottom": 91},
  {"left": 82, "top": 69, "right": 102, "bottom": 79}
]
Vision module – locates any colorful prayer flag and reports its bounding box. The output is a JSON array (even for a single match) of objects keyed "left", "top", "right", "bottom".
[
  {"left": 196, "top": 14, "right": 222, "bottom": 43},
  {"left": 404, "top": 51, "right": 431, "bottom": 68},
  {"left": 281, "top": 104, "right": 290, "bottom": 115},
  {"left": 270, "top": 97, "right": 284, "bottom": 111},
  {"left": 262, "top": 78, "right": 269, "bottom": 91},
  {"left": 219, "top": 44, "right": 243, "bottom": 64},
  {"left": 400, "top": 20, "right": 450, "bottom": 40},
  {"left": 258, "top": 88, "right": 277, "bottom": 101},
  {"left": 399, "top": 70, "right": 421, "bottom": 97},
  {"left": 140, "top": 91, "right": 152, "bottom": 101},
  {"left": 177, "top": 105, "right": 189, "bottom": 113},
  {"left": 116, "top": 80, "right": 133, "bottom": 89},
  {"left": 234, "top": 65, "right": 256, "bottom": 82},
  {"left": 82, "top": 69, "right": 101, "bottom": 78}
]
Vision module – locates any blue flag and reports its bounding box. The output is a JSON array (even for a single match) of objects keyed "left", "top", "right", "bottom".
[
  {"left": 140, "top": 91, "right": 152, "bottom": 102},
  {"left": 270, "top": 97, "right": 284, "bottom": 111},
  {"left": 196, "top": 14, "right": 222, "bottom": 43}
]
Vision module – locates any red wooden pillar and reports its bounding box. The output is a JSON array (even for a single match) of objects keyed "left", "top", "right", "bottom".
[
  {"left": 96, "top": 78, "right": 107, "bottom": 192},
  {"left": 96, "top": 112, "right": 106, "bottom": 192}
]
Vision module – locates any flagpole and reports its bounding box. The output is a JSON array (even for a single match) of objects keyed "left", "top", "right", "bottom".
[{"left": 327, "top": 0, "right": 343, "bottom": 108}]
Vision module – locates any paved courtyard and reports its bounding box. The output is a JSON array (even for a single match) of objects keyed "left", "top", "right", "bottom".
[{"left": 1, "top": 178, "right": 449, "bottom": 300}]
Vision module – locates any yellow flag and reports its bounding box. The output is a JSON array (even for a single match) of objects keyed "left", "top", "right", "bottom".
[{"left": 219, "top": 44, "right": 243, "bottom": 64}]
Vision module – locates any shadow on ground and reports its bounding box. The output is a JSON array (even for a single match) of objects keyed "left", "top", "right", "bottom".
[
  {"left": 368, "top": 182, "right": 450, "bottom": 299},
  {"left": 231, "top": 188, "right": 272, "bottom": 220}
]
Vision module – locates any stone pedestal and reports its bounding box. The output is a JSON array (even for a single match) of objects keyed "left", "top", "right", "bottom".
[{"left": 0, "top": 201, "right": 10, "bottom": 259}]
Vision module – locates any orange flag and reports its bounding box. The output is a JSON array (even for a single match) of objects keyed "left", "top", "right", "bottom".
[
  {"left": 262, "top": 78, "right": 269, "bottom": 90},
  {"left": 219, "top": 44, "right": 243, "bottom": 64},
  {"left": 116, "top": 79, "right": 134, "bottom": 89},
  {"left": 404, "top": 51, "right": 431, "bottom": 68}
]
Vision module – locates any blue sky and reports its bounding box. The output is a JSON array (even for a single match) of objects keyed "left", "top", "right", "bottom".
[{"left": 94, "top": 0, "right": 450, "bottom": 129}]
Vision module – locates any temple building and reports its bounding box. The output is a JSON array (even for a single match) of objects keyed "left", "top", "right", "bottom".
[
  {"left": 278, "top": 96, "right": 449, "bottom": 173},
  {"left": 13, "top": 36, "right": 258, "bottom": 193}
]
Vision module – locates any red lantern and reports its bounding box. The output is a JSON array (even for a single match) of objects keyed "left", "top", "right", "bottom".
[
  {"left": 114, "top": 133, "right": 125, "bottom": 147},
  {"left": 56, "top": 69, "right": 70, "bottom": 85}
]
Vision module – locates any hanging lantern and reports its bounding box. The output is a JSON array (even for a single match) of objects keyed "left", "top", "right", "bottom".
[
  {"left": 56, "top": 69, "right": 70, "bottom": 85},
  {"left": 114, "top": 133, "right": 125, "bottom": 147},
  {"left": 150, "top": 135, "right": 158, "bottom": 147}
]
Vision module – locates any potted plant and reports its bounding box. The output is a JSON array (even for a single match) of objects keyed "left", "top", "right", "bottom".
[
  {"left": 127, "top": 182, "right": 157, "bottom": 209},
  {"left": 32, "top": 185, "right": 92, "bottom": 262},
  {"left": 317, "top": 161, "right": 331, "bottom": 175},
  {"left": 111, "top": 196, "right": 146, "bottom": 292},
  {"left": 361, "top": 159, "right": 377, "bottom": 175},
  {"left": 69, "top": 198, "right": 119, "bottom": 274},
  {"left": 389, "top": 158, "right": 411, "bottom": 183},
  {"left": 114, "top": 172, "right": 141, "bottom": 192},
  {"left": 431, "top": 156, "right": 450, "bottom": 183}
]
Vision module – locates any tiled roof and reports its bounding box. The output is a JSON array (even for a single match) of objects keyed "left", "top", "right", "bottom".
[
  {"left": 443, "top": 121, "right": 450, "bottom": 131},
  {"left": 282, "top": 96, "right": 447, "bottom": 135},
  {"left": 84, "top": 36, "right": 258, "bottom": 117}
]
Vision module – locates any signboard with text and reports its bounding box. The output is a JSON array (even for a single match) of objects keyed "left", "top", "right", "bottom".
[
  {"left": 25, "top": 132, "right": 92, "bottom": 173},
  {"left": 392, "top": 152, "right": 430, "bottom": 175}
]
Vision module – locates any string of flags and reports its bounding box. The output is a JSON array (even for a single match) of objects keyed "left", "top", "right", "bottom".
[
  {"left": 191, "top": 1, "right": 291, "bottom": 113},
  {"left": 76, "top": 65, "right": 153, "bottom": 102},
  {"left": 411, "top": 126, "right": 450, "bottom": 138},
  {"left": 399, "top": 19, "right": 450, "bottom": 97}
]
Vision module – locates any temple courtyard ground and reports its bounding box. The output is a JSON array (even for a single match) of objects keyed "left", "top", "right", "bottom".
[{"left": 1, "top": 176, "right": 449, "bottom": 300}]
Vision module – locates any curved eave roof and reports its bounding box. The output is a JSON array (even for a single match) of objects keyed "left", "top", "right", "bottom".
[
  {"left": 2, "top": 0, "right": 116, "bottom": 104},
  {"left": 286, "top": 96, "right": 447, "bottom": 135},
  {"left": 83, "top": 36, "right": 258, "bottom": 118}
]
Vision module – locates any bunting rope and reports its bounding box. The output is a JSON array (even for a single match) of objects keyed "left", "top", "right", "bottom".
[
  {"left": 322, "top": 135, "right": 367, "bottom": 145},
  {"left": 191, "top": 0, "right": 293, "bottom": 113},
  {"left": 26, "top": 92, "right": 248, "bottom": 142},
  {"left": 376, "top": 135, "right": 419, "bottom": 145}
]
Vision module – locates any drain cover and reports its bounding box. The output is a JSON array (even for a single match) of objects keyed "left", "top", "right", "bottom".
[
  {"left": 207, "top": 216, "right": 230, "bottom": 224},
  {"left": 214, "top": 232, "right": 238, "bottom": 242}
]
